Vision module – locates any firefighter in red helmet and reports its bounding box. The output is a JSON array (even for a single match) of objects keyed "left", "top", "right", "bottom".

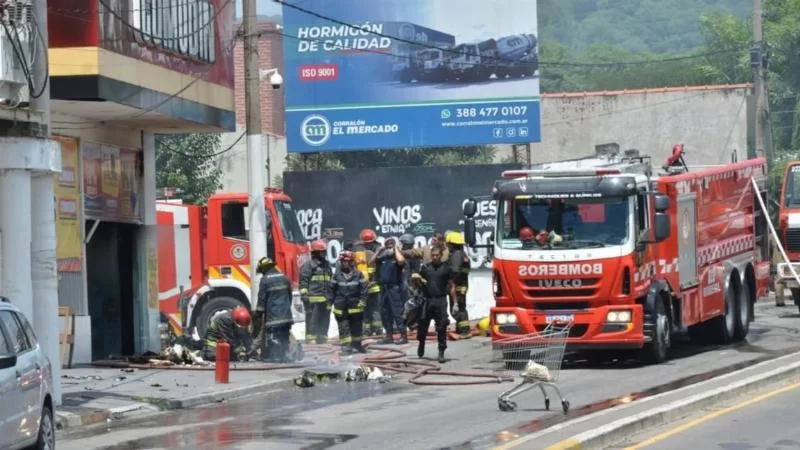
[
  {"left": 299, "top": 239, "right": 334, "bottom": 344},
  {"left": 202, "top": 306, "right": 253, "bottom": 361},
  {"left": 354, "top": 228, "right": 384, "bottom": 337}
]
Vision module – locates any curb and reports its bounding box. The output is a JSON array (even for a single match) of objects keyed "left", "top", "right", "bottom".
[{"left": 542, "top": 354, "right": 800, "bottom": 449}]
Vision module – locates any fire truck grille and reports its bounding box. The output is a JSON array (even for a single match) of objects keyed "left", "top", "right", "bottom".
[
  {"left": 522, "top": 278, "right": 600, "bottom": 298},
  {"left": 535, "top": 324, "right": 588, "bottom": 338},
  {"left": 533, "top": 302, "right": 591, "bottom": 311},
  {"left": 786, "top": 229, "right": 800, "bottom": 253}
]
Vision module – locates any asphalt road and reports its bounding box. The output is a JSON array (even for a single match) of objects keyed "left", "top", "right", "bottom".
[
  {"left": 613, "top": 377, "right": 800, "bottom": 450},
  {"left": 56, "top": 302, "right": 800, "bottom": 450}
]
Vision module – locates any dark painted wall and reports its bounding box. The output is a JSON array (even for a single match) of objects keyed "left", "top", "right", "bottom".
[{"left": 284, "top": 164, "right": 521, "bottom": 270}]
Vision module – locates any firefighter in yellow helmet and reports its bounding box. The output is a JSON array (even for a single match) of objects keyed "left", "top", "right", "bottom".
[
  {"left": 354, "top": 229, "right": 384, "bottom": 337},
  {"left": 445, "top": 231, "right": 471, "bottom": 338}
]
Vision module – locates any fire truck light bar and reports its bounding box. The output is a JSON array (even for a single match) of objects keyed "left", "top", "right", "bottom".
[{"left": 501, "top": 168, "right": 622, "bottom": 179}]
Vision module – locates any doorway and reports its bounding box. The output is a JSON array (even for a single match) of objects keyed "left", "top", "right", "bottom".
[{"left": 85, "top": 220, "right": 138, "bottom": 360}]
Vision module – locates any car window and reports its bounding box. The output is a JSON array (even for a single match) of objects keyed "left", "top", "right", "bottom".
[
  {"left": 0, "top": 324, "right": 10, "bottom": 354},
  {"left": 0, "top": 311, "right": 31, "bottom": 354},
  {"left": 15, "top": 312, "right": 37, "bottom": 346}
]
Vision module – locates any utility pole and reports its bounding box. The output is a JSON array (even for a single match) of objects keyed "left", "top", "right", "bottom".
[
  {"left": 752, "top": 0, "right": 769, "bottom": 165},
  {"left": 243, "top": 0, "right": 268, "bottom": 302}
]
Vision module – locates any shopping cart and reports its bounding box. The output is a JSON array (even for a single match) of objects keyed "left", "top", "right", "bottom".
[{"left": 491, "top": 322, "right": 572, "bottom": 413}]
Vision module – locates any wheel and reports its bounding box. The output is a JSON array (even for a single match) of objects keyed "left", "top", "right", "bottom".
[
  {"left": 734, "top": 277, "right": 752, "bottom": 341},
  {"left": 498, "top": 399, "right": 517, "bottom": 412},
  {"left": 562, "top": 400, "right": 570, "bottom": 414},
  {"left": 544, "top": 398, "right": 550, "bottom": 410},
  {"left": 27, "top": 403, "right": 55, "bottom": 450},
  {"left": 641, "top": 296, "right": 671, "bottom": 364},
  {"left": 195, "top": 296, "right": 244, "bottom": 338},
  {"left": 712, "top": 280, "right": 737, "bottom": 345},
  {"left": 792, "top": 288, "right": 800, "bottom": 314}
]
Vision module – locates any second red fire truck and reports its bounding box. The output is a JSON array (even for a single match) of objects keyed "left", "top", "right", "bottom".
[{"left": 463, "top": 146, "right": 771, "bottom": 363}]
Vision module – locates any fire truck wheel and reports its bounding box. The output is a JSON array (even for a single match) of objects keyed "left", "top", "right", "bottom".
[
  {"left": 641, "top": 296, "right": 670, "bottom": 364},
  {"left": 734, "top": 278, "right": 752, "bottom": 341},
  {"left": 707, "top": 281, "right": 737, "bottom": 345},
  {"left": 195, "top": 296, "right": 245, "bottom": 338}
]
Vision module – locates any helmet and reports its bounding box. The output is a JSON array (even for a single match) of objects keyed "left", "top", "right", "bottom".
[
  {"left": 359, "top": 229, "right": 377, "bottom": 243},
  {"left": 519, "top": 226, "right": 535, "bottom": 242},
  {"left": 256, "top": 256, "right": 275, "bottom": 274},
  {"left": 310, "top": 239, "right": 327, "bottom": 252},
  {"left": 339, "top": 250, "right": 354, "bottom": 262},
  {"left": 231, "top": 306, "right": 251, "bottom": 327},
  {"left": 399, "top": 233, "right": 415, "bottom": 247},
  {"left": 445, "top": 231, "right": 465, "bottom": 246}
]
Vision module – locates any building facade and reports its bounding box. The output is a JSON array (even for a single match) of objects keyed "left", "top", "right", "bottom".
[
  {"left": 219, "top": 21, "right": 286, "bottom": 192},
  {"left": 48, "top": 0, "right": 236, "bottom": 363}
]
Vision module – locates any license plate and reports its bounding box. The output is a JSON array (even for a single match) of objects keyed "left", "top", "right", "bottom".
[{"left": 546, "top": 314, "right": 573, "bottom": 324}]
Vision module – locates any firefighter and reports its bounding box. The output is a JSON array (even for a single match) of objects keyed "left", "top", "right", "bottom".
[
  {"left": 299, "top": 239, "right": 334, "bottom": 344},
  {"left": 446, "top": 231, "right": 472, "bottom": 338},
  {"left": 355, "top": 228, "right": 384, "bottom": 337},
  {"left": 332, "top": 251, "right": 369, "bottom": 353},
  {"left": 203, "top": 306, "right": 253, "bottom": 361},
  {"left": 414, "top": 246, "right": 452, "bottom": 363},
  {"left": 254, "top": 256, "right": 294, "bottom": 362},
  {"left": 371, "top": 237, "right": 407, "bottom": 344},
  {"left": 402, "top": 232, "right": 448, "bottom": 264}
]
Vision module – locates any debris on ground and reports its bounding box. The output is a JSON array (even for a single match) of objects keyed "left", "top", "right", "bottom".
[{"left": 293, "top": 365, "right": 391, "bottom": 387}]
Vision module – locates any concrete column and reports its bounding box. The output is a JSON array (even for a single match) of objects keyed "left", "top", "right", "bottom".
[
  {"left": 141, "top": 132, "right": 160, "bottom": 352},
  {"left": 31, "top": 174, "right": 61, "bottom": 404},
  {"left": 0, "top": 170, "right": 33, "bottom": 320}
]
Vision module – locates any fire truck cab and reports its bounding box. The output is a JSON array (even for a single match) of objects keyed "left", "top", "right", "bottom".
[
  {"left": 158, "top": 188, "right": 310, "bottom": 341},
  {"left": 777, "top": 161, "right": 800, "bottom": 310},
  {"left": 463, "top": 148, "right": 770, "bottom": 364}
]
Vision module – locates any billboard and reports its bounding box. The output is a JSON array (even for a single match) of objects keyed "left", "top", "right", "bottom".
[
  {"left": 282, "top": 0, "right": 540, "bottom": 152},
  {"left": 284, "top": 164, "right": 522, "bottom": 270}
]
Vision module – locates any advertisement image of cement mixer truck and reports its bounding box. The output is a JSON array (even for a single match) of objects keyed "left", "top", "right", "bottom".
[
  {"left": 447, "top": 33, "right": 538, "bottom": 82},
  {"left": 389, "top": 22, "right": 456, "bottom": 83}
]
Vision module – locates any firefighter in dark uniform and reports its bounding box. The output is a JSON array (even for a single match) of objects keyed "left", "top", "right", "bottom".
[
  {"left": 299, "top": 239, "right": 333, "bottom": 344},
  {"left": 371, "top": 237, "right": 407, "bottom": 344},
  {"left": 203, "top": 306, "right": 253, "bottom": 361},
  {"left": 446, "top": 231, "right": 472, "bottom": 338},
  {"left": 355, "top": 229, "right": 383, "bottom": 337},
  {"left": 413, "top": 246, "right": 453, "bottom": 363},
  {"left": 332, "top": 251, "right": 369, "bottom": 353},
  {"left": 254, "top": 257, "right": 294, "bottom": 362}
]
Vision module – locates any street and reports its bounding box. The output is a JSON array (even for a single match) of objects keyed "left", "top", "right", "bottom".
[
  {"left": 613, "top": 376, "right": 800, "bottom": 449},
  {"left": 55, "top": 302, "right": 800, "bottom": 450}
]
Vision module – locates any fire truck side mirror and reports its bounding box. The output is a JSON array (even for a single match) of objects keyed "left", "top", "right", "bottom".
[
  {"left": 464, "top": 218, "right": 477, "bottom": 246},
  {"left": 653, "top": 193, "right": 670, "bottom": 213},
  {"left": 463, "top": 198, "right": 477, "bottom": 218},
  {"left": 654, "top": 213, "right": 671, "bottom": 242}
]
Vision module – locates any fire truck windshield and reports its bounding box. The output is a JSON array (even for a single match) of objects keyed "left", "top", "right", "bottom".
[
  {"left": 784, "top": 167, "right": 800, "bottom": 207},
  {"left": 497, "top": 196, "right": 630, "bottom": 249},
  {"left": 274, "top": 200, "right": 306, "bottom": 244}
]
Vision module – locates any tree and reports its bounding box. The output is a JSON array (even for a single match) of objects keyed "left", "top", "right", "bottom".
[
  {"left": 155, "top": 133, "right": 223, "bottom": 204},
  {"left": 284, "top": 145, "right": 496, "bottom": 171}
]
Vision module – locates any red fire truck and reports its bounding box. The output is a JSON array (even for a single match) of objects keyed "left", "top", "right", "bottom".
[
  {"left": 776, "top": 161, "right": 800, "bottom": 311},
  {"left": 463, "top": 147, "right": 770, "bottom": 363},
  {"left": 157, "top": 188, "right": 310, "bottom": 340}
]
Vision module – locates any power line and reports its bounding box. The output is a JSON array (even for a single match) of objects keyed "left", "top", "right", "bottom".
[{"left": 273, "top": 0, "right": 745, "bottom": 68}]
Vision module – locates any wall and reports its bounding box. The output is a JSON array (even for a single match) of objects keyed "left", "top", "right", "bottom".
[
  {"left": 219, "top": 126, "right": 287, "bottom": 192},
  {"left": 284, "top": 164, "right": 521, "bottom": 270},
  {"left": 495, "top": 85, "right": 751, "bottom": 166}
]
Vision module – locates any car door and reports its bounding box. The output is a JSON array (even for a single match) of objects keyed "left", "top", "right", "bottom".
[
  {"left": 15, "top": 312, "right": 45, "bottom": 432},
  {"left": 0, "top": 310, "right": 39, "bottom": 441},
  {"left": 0, "top": 319, "right": 23, "bottom": 449}
]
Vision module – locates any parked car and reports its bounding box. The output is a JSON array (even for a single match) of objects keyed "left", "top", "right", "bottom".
[{"left": 0, "top": 297, "right": 55, "bottom": 450}]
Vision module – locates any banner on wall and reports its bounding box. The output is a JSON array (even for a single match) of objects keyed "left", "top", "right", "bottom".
[
  {"left": 83, "top": 141, "right": 142, "bottom": 222},
  {"left": 284, "top": 164, "right": 521, "bottom": 270},
  {"left": 53, "top": 135, "right": 82, "bottom": 272}
]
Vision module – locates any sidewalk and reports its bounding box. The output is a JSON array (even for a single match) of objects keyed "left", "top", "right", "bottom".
[{"left": 55, "top": 331, "right": 492, "bottom": 431}]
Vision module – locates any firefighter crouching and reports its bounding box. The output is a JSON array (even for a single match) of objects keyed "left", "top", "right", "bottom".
[
  {"left": 254, "top": 257, "right": 295, "bottom": 362},
  {"left": 203, "top": 306, "right": 253, "bottom": 361},
  {"left": 300, "top": 239, "right": 334, "bottom": 344},
  {"left": 356, "top": 228, "right": 384, "bottom": 337},
  {"left": 446, "top": 231, "right": 472, "bottom": 338},
  {"left": 332, "top": 251, "right": 369, "bottom": 353}
]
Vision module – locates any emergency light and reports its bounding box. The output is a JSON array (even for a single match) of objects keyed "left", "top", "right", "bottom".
[{"left": 500, "top": 168, "right": 622, "bottom": 179}]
